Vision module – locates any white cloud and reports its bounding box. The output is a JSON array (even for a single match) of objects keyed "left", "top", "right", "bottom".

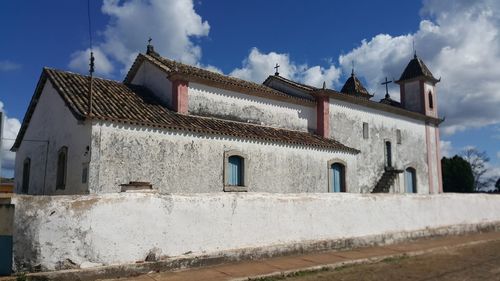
[
  {"left": 337, "top": 0, "right": 500, "bottom": 136},
  {"left": 0, "top": 60, "right": 21, "bottom": 72},
  {"left": 440, "top": 140, "right": 453, "bottom": 157},
  {"left": 68, "top": 47, "right": 115, "bottom": 76},
  {"left": 69, "top": 0, "right": 210, "bottom": 75},
  {"left": 230, "top": 48, "right": 341, "bottom": 88},
  {"left": 0, "top": 101, "right": 21, "bottom": 178}
]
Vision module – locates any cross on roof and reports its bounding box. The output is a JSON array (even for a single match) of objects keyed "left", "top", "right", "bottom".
[
  {"left": 274, "top": 63, "right": 280, "bottom": 76},
  {"left": 148, "top": 37, "right": 152, "bottom": 45},
  {"left": 381, "top": 77, "right": 392, "bottom": 98}
]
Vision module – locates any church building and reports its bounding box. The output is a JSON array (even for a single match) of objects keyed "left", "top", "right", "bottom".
[{"left": 11, "top": 44, "right": 443, "bottom": 195}]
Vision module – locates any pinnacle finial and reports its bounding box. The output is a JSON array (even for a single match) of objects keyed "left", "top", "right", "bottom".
[
  {"left": 147, "top": 37, "right": 155, "bottom": 54},
  {"left": 351, "top": 61, "right": 355, "bottom": 77},
  {"left": 322, "top": 81, "right": 326, "bottom": 90},
  {"left": 274, "top": 63, "right": 280, "bottom": 76}
]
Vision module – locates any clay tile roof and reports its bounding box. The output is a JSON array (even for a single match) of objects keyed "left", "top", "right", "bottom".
[
  {"left": 397, "top": 55, "right": 439, "bottom": 83},
  {"left": 124, "top": 51, "right": 315, "bottom": 105},
  {"left": 12, "top": 68, "right": 359, "bottom": 154},
  {"left": 340, "top": 73, "right": 373, "bottom": 100}
]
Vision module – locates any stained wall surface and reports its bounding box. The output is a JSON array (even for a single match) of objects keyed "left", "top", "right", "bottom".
[
  {"left": 88, "top": 122, "right": 356, "bottom": 194},
  {"left": 329, "top": 99, "right": 429, "bottom": 193},
  {"left": 14, "top": 82, "right": 91, "bottom": 195},
  {"left": 188, "top": 83, "right": 317, "bottom": 132},
  {"left": 12, "top": 193, "right": 500, "bottom": 271}
]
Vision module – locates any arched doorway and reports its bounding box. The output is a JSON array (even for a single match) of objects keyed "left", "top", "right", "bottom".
[
  {"left": 330, "top": 163, "right": 346, "bottom": 193},
  {"left": 405, "top": 167, "right": 417, "bottom": 193}
]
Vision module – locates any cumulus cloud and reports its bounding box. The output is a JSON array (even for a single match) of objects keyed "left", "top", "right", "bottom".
[
  {"left": 440, "top": 140, "right": 453, "bottom": 157},
  {"left": 69, "top": 0, "right": 210, "bottom": 75},
  {"left": 0, "top": 60, "right": 21, "bottom": 72},
  {"left": 0, "top": 101, "right": 21, "bottom": 178},
  {"left": 230, "top": 48, "right": 341, "bottom": 88},
  {"left": 337, "top": 0, "right": 500, "bottom": 136}
]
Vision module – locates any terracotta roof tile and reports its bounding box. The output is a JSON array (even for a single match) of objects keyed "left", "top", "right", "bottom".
[
  {"left": 12, "top": 68, "right": 359, "bottom": 154},
  {"left": 340, "top": 73, "right": 373, "bottom": 100},
  {"left": 125, "top": 52, "right": 315, "bottom": 105},
  {"left": 397, "top": 55, "right": 439, "bottom": 83}
]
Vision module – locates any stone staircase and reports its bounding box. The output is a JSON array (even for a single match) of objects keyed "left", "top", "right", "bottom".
[{"left": 372, "top": 167, "right": 403, "bottom": 193}]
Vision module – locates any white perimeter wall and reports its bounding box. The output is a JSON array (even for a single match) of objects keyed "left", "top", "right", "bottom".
[
  {"left": 12, "top": 192, "right": 500, "bottom": 270},
  {"left": 329, "top": 99, "right": 429, "bottom": 193},
  {"left": 88, "top": 122, "right": 356, "bottom": 193},
  {"left": 14, "top": 81, "right": 91, "bottom": 195},
  {"left": 188, "top": 82, "right": 316, "bottom": 132}
]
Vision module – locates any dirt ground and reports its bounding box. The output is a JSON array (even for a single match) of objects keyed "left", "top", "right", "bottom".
[{"left": 256, "top": 240, "right": 500, "bottom": 281}]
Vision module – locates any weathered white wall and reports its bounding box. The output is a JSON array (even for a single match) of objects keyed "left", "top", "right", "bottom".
[
  {"left": 12, "top": 193, "right": 500, "bottom": 271},
  {"left": 14, "top": 81, "right": 91, "bottom": 195},
  {"left": 130, "top": 61, "right": 172, "bottom": 107},
  {"left": 88, "top": 122, "right": 356, "bottom": 193},
  {"left": 188, "top": 82, "right": 317, "bottom": 132},
  {"left": 329, "top": 99, "right": 429, "bottom": 193}
]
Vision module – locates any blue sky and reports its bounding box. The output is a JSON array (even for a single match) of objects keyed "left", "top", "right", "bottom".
[{"left": 0, "top": 0, "right": 499, "bottom": 182}]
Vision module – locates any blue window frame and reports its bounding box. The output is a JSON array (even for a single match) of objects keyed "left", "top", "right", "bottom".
[
  {"left": 405, "top": 167, "right": 417, "bottom": 193},
  {"left": 330, "top": 163, "right": 345, "bottom": 193},
  {"left": 228, "top": 155, "right": 244, "bottom": 186}
]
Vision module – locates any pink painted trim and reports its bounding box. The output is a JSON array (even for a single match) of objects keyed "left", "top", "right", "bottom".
[
  {"left": 316, "top": 96, "right": 329, "bottom": 138},
  {"left": 425, "top": 125, "right": 434, "bottom": 194},
  {"left": 435, "top": 127, "right": 443, "bottom": 193},
  {"left": 172, "top": 80, "right": 189, "bottom": 114}
]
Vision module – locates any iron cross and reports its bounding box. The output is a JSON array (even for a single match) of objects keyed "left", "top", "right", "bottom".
[
  {"left": 381, "top": 77, "right": 392, "bottom": 97},
  {"left": 148, "top": 37, "right": 152, "bottom": 45},
  {"left": 274, "top": 63, "right": 280, "bottom": 76}
]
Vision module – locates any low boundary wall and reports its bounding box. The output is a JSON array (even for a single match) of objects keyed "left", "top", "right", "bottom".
[{"left": 12, "top": 192, "right": 500, "bottom": 272}]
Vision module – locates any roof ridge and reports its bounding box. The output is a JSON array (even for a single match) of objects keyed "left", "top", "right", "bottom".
[
  {"left": 43, "top": 67, "right": 123, "bottom": 84},
  {"left": 140, "top": 52, "right": 315, "bottom": 104}
]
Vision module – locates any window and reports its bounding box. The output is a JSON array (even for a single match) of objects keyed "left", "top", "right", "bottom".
[
  {"left": 22, "top": 158, "right": 31, "bottom": 194},
  {"left": 405, "top": 167, "right": 417, "bottom": 193},
  {"left": 82, "top": 164, "right": 88, "bottom": 184},
  {"left": 428, "top": 91, "right": 434, "bottom": 109},
  {"left": 224, "top": 151, "right": 247, "bottom": 192},
  {"left": 363, "top": 122, "right": 369, "bottom": 139},
  {"left": 385, "top": 141, "right": 392, "bottom": 168},
  {"left": 396, "top": 129, "right": 402, "bottom": 144},
  {"left": 56, "top": 146, "right": 68, "bottom": 190},
  {"left": 328, "top": 161, "right": 346, "bottom": 193},
  {"left": 228, "top": 156, "right": 243, "bottom": 186}
]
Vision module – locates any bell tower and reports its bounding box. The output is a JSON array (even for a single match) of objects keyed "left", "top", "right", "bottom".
[{"left": 395, "top": 53, "right": 440, "bottom": 118}]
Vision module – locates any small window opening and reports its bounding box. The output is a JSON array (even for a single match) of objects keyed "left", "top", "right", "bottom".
[
  {"left": 363, "top": 122, "right": 369, "bottom": 139},
  {"left": 22, "top": 158, "right": 31, "bottom": 194},
  {"left": 56, "top": 146, "right": 68, "bottom": 190},
  {"left": 428, "top": 91, "right": 434, "bottom": 109}
]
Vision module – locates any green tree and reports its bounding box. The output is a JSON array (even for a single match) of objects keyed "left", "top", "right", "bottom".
[
  {"left": 495, "top": 178, "right": 500, "bottom": 192},
  {"left": 441, "top": 156, "right": 474, "bottom": 193}
]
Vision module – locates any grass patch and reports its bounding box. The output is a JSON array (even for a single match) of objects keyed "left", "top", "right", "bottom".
[
  {"left": 250, "top": 267, "right": 331, "bottom": 281},
  {"left": 381, "top": 255, "right": 409, "bottom": 264}
]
